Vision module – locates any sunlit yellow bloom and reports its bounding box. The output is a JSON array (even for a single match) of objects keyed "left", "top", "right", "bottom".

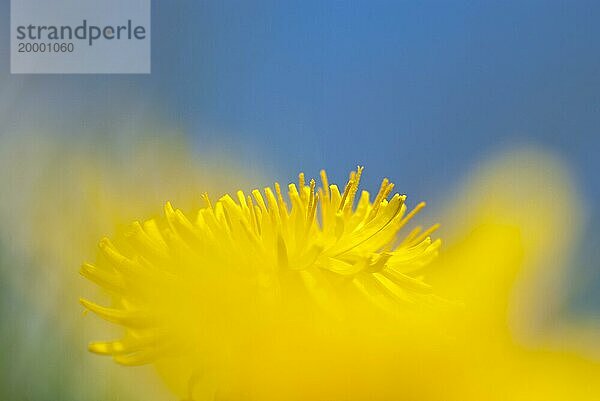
[{"left": 81, "top": 168, "right": 441, "bottom": 400}]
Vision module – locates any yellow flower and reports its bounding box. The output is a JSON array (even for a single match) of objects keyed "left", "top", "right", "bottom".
[
  {"left": 81, "top": 167, "right": 442, "bottom": 400},
  {"left": 82, "top": 151, "right": 600, "bottom": 401}
]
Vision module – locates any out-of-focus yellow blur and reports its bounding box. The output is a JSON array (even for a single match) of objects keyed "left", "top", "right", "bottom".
[
  {"left": 0, "top": 129, "right": 256, "bottom": 400},
  {"left": 421, "top": 148, "right": 600, "bottom": 400}
]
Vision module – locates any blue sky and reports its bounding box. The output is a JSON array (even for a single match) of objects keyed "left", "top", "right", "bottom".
[
  {"left": 2, "top": 0, "right": 598, "bottom": 199},
  {"left": 148, "top": 1, "right": 600, "bottom": 201},
  {"left": 1, "top": 1, "right": 599, "bottom": 305}
]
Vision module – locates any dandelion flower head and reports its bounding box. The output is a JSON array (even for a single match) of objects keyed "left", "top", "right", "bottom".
[{"left": 81, "top": 167, "right": 442, "bottom": 400}]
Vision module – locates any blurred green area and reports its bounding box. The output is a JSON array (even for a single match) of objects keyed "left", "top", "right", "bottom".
[
  {"left": 0, "top": 245, "right": 111, "bottom": 401},
  {"left": 0, "top": 129, "right": 259, "bottom": 401}
]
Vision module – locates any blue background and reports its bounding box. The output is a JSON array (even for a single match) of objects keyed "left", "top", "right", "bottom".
[{"left": 1, "top": 0, "right": 599, "bottom": 306}]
